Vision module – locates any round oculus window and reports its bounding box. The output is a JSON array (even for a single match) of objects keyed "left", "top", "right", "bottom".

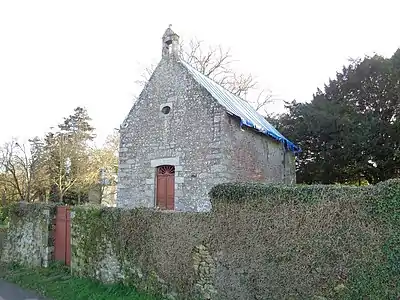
[{"left": 161, "top": 105, "right": 171, "bottom": 114}]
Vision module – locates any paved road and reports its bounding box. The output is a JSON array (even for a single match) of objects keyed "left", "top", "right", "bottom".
[{"left": 0, "top": 279, "right": 45, "bottom": 300}]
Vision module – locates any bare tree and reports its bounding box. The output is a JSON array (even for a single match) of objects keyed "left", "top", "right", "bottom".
[
  {"left": 104, "top": 129, "right": 120, "bottom": 158},
  {"left": 180, "top": 38, "right": 258, "bottom": 97},
  {"left": 0, "top": 140, "right": 39, "bottom": 202},
  {"left": 134, "top": 38, "right": 274, "bottom": 111},
  {"left": 248, "top": 89, "right": 286, "bottom": 116},
  {"left": 88, "top": 130, "right": 120, "bottom": 205},
  {"left": 0, "top": 178, "right": 20, "bottom": 204}
]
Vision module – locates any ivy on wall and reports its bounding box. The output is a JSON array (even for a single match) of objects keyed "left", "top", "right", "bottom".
[
  {"left": 2, "top": 179, "right": 400, "bottom": 299},
  {"left": 210, "top": 179, "right": 400, "bottom": 299},
  {"left": 341, "top": 179, "right": 400, "bottom": 299},
  {"left": 1, "top": 202, "right": 61, "bottom": 267},
  {"left": 209, "top": 182, "right": 364, "bottom": 205},
  {"left": 71, "top": 206, "right": 212, "bottom": 299}
]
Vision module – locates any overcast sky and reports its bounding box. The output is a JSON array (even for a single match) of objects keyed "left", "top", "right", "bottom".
[{"left": 0, "top": 0, "right": 399, "bottom": 146}]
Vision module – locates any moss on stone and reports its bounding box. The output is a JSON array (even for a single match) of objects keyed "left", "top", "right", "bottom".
[
  {"left": 71, "top": 207, "right": 210, "bottom": 299},
  {"left": 1, "top": 202, "right": 59, "bottom": 267},
  {"left": 4, "top": 179, "right": 400, "bottom": 299}
]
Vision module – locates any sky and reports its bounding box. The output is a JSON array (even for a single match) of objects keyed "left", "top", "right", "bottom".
[{"left": 0, "top": 0, "right": 399, "bottom": 146}]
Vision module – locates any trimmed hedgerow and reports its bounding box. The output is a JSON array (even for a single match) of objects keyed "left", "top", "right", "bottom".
[
  {"left": 341, "top": 178, "right": 400, "bottom": 299},
  {"left": 366, "top": 179, "right": 400, "bottom": 224},
  {"left": 210, "top": 179, "right": 400, "bottom": 299},
  {"left": 209, "top": 182, "right": 365, "bottom": 206},
  {"left": 6, "top": 202, "right": 63, "bottom": 218},
  {"left": 4, "top": 179, "right": 400, "bottom": 299},
  {"left": 71, "top": 181, "right": 392, "bottom": 299}
]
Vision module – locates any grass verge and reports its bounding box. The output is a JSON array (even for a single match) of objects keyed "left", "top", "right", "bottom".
[{"left": 0, "top": 262, "right": 160, "bottom": 300}]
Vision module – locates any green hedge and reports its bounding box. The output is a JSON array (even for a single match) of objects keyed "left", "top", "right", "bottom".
[
  {"left": 209, "top": 182, "right": 365, "bottom": 205},
  {"left": 348, "top": 178, "right": 400, "bottom": 299},
  {"left": 7, "top": 202, "right": 63, "bottom": 217},
  {"left": 1, "top": 202, "right": 64, "bottom": 226},
  {"left": 209, "top": 179, "right": 400, "bottom": 299},
  {"left": 4, "top": 179, "right": 400, "bottom": 299}
]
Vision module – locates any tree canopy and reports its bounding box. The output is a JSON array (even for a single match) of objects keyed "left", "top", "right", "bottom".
[
  {"left": 275, "top": 50, "right": 400, "bottom": 184},
  {"left": 0, "top": 107, "right": 117, "bottom": 205}
]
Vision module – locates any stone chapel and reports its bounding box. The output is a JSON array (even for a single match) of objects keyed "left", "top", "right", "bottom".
[{"left": 116, "top": 27, "right": 300, "bottom": 212}]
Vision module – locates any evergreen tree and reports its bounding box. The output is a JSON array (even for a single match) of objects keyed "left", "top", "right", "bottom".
[
  {"left": 44, "top": 107, "right": 95, "bottom": 203},
  {"left": 276, "top": 51, "right": 400, "bottom": 184}
]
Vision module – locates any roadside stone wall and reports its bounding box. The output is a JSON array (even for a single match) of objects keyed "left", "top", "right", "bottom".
[
  {"left": 71, "top": 207, "right": 211, "bottom": 299},
  {"left": 0, "top": 228, "right": 6, "bottom": 256},
  {"left": 192, "top": 244, "right": 217, "bottom": 299},
  {"left": 2, "top": 180, "right": 399, "bottom": 299},
  {"left": 70, "top": 180, "right": 393, "bottom": 300},
  {"left": 0, "top": 203, "right": 55, "bottom": 267}
]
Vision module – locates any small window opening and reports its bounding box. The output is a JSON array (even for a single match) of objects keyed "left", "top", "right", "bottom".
[{"left": 161, "top": 105, "right": 171, "bottom": 114}]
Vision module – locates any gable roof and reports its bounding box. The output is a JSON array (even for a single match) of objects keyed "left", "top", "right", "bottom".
[{"left": 180, "top": 60, "right": 301, "bottom": 153}]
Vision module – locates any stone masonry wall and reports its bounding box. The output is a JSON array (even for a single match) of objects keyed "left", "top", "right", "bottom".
[
  {"left": 222, "top": 115, "right": 296, "bottom": 184},
  {"left": 0, "top": 228, "right": 6, "bottom": 256},
  {"left": 117, "top": 57, "right": 228, "bottom": 211},
  {"left": 1, "top": 204, "right": 55, "bottom": 267},
  {"left": 117, "top": 53, "right": 296, "bottom": 211},
  {"left": 71, "top": 180, "right": 390, "bottom": 300}
]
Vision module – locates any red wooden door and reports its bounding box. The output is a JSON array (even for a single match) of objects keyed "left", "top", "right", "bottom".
[
  {"left": 156, "top": 165, "right": 175, "bottom": 210},
  {"left": 54, "top": 206, "right": 71, "bottom": 266}
]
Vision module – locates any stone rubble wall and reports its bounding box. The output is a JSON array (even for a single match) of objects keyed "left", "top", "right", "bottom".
[
  {"left": 70, "top": 180, "right": 394, "bottom": 300},
  {"left": 2, "top": 180, "right": 397, "bottom": 299},
  {"left": 117, "top": 57, "right": 227, "bottom": 212},
  {"left": 117, "top": 56, "right": 296, "bottom": 212},
  {"left": 0, "top": 204, "right": 55, "bottom": 267},
  {"left": 0, "top": 228, "right": 6, "bottom": 255}
]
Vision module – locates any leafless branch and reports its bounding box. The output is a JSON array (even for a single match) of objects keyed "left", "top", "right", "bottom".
[
  {"left": 134, "top": 63, "right": 157, "bottom": 88},
  {"left": 0, "top": 140, "right": 37, "bottom": 201},
  {"left": 134, "top": 36, "right": 275, "bottom": 113}
]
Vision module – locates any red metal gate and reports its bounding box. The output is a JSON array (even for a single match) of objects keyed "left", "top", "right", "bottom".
[{"left": 54, "top": 206, "right": 71, "bottom": 266}]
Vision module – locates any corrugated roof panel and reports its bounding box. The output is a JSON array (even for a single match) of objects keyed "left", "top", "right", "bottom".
[{"left": 180, "top": 60, "right": 301, "bottom": 153}]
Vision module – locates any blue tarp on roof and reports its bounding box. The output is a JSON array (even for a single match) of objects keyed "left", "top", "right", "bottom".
[{"left": 180, "top": 60, "right": 301, "bottom": 153}]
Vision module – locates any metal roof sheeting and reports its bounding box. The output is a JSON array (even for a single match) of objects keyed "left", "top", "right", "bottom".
[{"left": 180, "top": 60, "right": 301, "bottom": 153}]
